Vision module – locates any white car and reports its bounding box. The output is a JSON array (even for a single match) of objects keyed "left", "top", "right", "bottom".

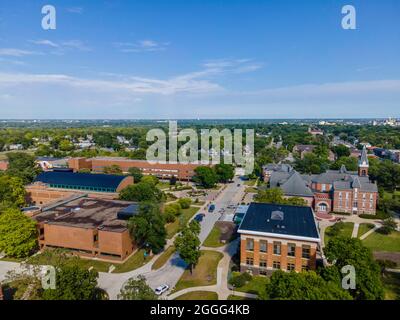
[{"left": 155, "top": 284, "right": 169, "bottom": 295}]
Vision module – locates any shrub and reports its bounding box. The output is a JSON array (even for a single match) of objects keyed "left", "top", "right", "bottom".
[
  {"left": 164, "top": 203, "right": 182, "bottom": 217},
  {"left": 164, "top": 211, "right": 176, "bottom": 223},
  {"left": 178, "top": 198, "right": 192, "bottom": 209},
  {"left": 229, "top": 272, "right": 253, "bottom": 288}
]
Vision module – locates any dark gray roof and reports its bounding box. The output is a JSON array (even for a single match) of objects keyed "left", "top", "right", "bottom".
[
  {"left": 359, "top": 146, "right": 369, "bottom": 166},
  {"left": 333, "top": 176, "right": 377, "bottom": 192},
  {"left": 263, "top": 163, "right": 293, "bottom": 173},
  {"left": 280, "top": 171, "right": 314, "bottom": 197},
  {"left": 238, "top": 203, "right": 320, "bottom": 241}
]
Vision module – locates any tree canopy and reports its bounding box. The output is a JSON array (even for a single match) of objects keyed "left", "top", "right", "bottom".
[
  {"left": 119, "top": 181, "right": 164, "bottom": 202},
  {"left": 128, "top": 202, "right": 167, "bottom": 254},
  {"left": 6, "top": 152, "right": 41, "bottom": 183},
  {"left": 0, "top": 174, "right": 26, "bottom": 208},
  {"left": 174, "top": 220, "right": 201, "bottom": 273},
  {"left": 118, "top": 275, "right": 158, "bottom": 300},
  {"left": 0, "top": 208, "right": 38, "bottom": 258},
  {"left": 193, "top": 166, "right": 218, "bottom": 188},
  {"left": 254, "top": 188, "right": 307, "bottom": 206}
]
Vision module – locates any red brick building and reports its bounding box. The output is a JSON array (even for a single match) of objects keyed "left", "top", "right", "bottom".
[
  {"left": 238, "top": 203, "right": 320, "bottom": 274},
  {"left": 68, "top": 157, "right": 202, "bottom": 181}
]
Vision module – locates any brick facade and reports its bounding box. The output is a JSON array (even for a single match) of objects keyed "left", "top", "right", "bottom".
[
  {"left": 239, "top": 234, "right": 318, "bottom": 274},
  {"left": 68, "top": 157, "right": 202, "bottom": 180}
]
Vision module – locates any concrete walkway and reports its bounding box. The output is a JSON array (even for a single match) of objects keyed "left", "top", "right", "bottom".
[
  {"left": 351, "top": 223, "right": 359, "bottom": 238},
  {"left": 359, "top": 225, "right": 381, "bottom": 240},
  {"left": 167, "top": 240, "right": 257, "bottom": 300}
]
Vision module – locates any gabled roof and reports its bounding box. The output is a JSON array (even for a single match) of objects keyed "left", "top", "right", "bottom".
[
  {"left": 280, "top": 171, "right": 314, "bottom": 197},
  {"left": 238, "top": 203, "right": 320, "bottom": 241}
]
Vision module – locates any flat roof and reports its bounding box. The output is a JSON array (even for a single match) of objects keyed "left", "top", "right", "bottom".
[
  {"left": 34, "top": 197, "right": 137, "bottom": 232},
  {"left": 34, "top": 171, "right": 127, "bottom": 190},
  {"left": 238, "top": 202, "right": 320, "bottom": 242}
]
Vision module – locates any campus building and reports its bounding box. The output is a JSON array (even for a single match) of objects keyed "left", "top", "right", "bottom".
[
  {"left": 238, "top": 203, "right": 320, "bottom": 274},
  {"left": 68, "top": 157, "right": 202, "bottom": 180},
  {"left": 262, "top": 147, "right": 378, "bottom": 215},
  {"left": 26, "top": 169, "right": 133, "bottom": 205},
  {"left": 32, "top": 195, "right": 138, "bottom": 261}
]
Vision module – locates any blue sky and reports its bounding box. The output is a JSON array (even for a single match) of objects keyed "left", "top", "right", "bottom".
[{"left": 0, "top": 0, "right": 399, "bottom": 119}]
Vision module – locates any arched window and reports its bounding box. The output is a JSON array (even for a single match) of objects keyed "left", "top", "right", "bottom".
[{"left": 318, "top": 203, "right": 328, "bottom": 212}]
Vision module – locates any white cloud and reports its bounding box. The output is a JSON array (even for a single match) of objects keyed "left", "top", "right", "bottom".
[
  {"left": 0, "top": 48, "right": 40, "bottom": 57},
  {"left": 67, "top": 7, "right": 84, "bottom": 14},
  {"left": 30, "top": 39, "right": 91, "bottom": 53},
  {"left": 115, "top": 40, "right": 170, "bottom": 53}
]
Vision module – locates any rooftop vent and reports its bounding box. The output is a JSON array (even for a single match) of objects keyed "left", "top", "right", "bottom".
[{"left": 271, "top": 210, "right": 284, "bottom": 221}]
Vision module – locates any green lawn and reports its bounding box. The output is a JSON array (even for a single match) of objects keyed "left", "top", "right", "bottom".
[
  {"left": 166, "top": 206, "right": 200, "bottom": 239},
  {"left": 152, "top": 246, "right": 175, "bottom": 270},
  {"left": 382, "top": 271, "right": 400, "bottom": 300},
  {"left": 244, "top": 179, "right": 258, "bottom": 186},
  {"left": 357, "top": 223, "right": 375, "bottom": 238},
  {"left": 362, "top": 231, "right": 400, "bottom": 252},
  {"left": 174, "top": 291, "right": 218, "bottom": 300},
  {"left": 203, "top": 225, "right": 224, "bottom": 248},
  {"left": 231, "top": 272, "right": 269, "bottom": 296},
  {"left": 324, "top": 222, "right": 354, "bottom": 246},
  {"left": 244, "top": 187, "right": 258, "bottom": 193},
  {"left": 113, "top": 249, "right": 152, "bottom": 273},
  {"left": 27, "top": 248, "right": 151, "bottom": 273},
  {"left": 227, "top": 295, "right": 256, "bottom": 300},
  {"left": 174, "top": 250, "right": 223, "bottom": 292},
  {"left": 156, "top": 181, "right": 171, "bottom": 190}
]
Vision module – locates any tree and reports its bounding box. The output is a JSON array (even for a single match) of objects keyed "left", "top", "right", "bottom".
[
  {"left": 58, "top": 139, "right": 74, "bottom": 152},
  {"left": 379, "top": 217, "right": 397, "bottom": 235},
  {"left": 254, "top": 188, "right": 307, "bottom": 206},
  {"left": 6, "top": 152, "right": 41, "bottom": 183},
  {"left": 324, "top": 237, "right": 384, "bottom": 300},
  {"left": 214, "top": 163, "right": 234, "bottom": 183},
  {"left": 194, "top": 166, "right": 218, "bottom": 188},
  {"left": 119, "top": 182, "right": 163, "bottom": 202},
  {"left": 0, "top": 174, "right": 26, "bottom": 208},
  {"left": 42, "top": 263, "right": 100, "bottom": 300},
  {"left": 294, "top": 153, "right": 330, "bottom": 174},
  {"left": 141, "top": 175, "right": 159, "bottom": 187},
  {"left": 164, "top": 203, "right": 182, "bottom": 217},
  {"left": 265, "top": 270, "right": 352, "bottom": 300},
  {"left": 128, "top": 202, "right": 167, "bottom": 254},
  {"left": 118, "top": 275, "right": 158, "bottom": 300},
  {"left": 178, "top": 198, "right": 192, "bottom": 209},
  {"left": 0, "top": 208, "right": 37, "bottom": 258},
  {"left": 330, "top": 156, "right": 358, "bottom": 171},
  {"left": 332, "top": 145, "right": 351, "bottom": 158},
  {"left": 174, "top": 220, "right": 201, "bottom": 273},
  {"left": 103, "top": 164, "right": 123, "bottom": 175},
  {"left": 128, "top": 167, "right": 143, "bottom": 183}
]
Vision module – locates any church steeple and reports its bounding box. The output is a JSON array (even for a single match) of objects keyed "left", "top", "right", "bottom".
[{"left": 358, "top": 146, "right": 369, "bottom": 177}]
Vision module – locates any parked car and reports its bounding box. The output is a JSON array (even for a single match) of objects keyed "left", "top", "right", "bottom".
[
  {"left": 194, "top": 213, "right": 205, "bottom": 222},
  {"left": 208, "top": 204, "right": 216, "bottom": 212},
  {"left": 237, "top": 184, "right": 241, "bottom": 187},
  {"left": 155, "top": 284, "right": 169, "bottom": 295}
]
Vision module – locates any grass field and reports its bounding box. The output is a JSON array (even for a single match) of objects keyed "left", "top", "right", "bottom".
[
  {"left": 357, "top": 223, "right": 375, "bottom": 238},
  {"left": 151, "top": 246, "right": 175, "bottom": 270},
  {"left": 174, "top": 250, "right": 223, "bottom": 292},
  {"left": 362, "top": 231, "right": 400, "bottom": 252},
  {"left": 203, "top": 225, "right": 224, "bottom": 247},
  {"left": 324, "top": 222, "right": 354, "bottom": 245},
  {"left": 27, "top": 248, "right": 151, "bottom": 273},
  {"left": 113, "top": 249, "right": 152, "bottom": 273},
  {"left": 230, "top": 272, "right": 269, "bottom": 296},
  {"left": 166, "top": 206, "right": 200, "bottom": 239},
  {"left": 174, "top": 291, "right": 218, "bottom": 300},
  {"left": 227, "top": 295, "right": 256, "bottom": 300},
  {"left": 382, "top": 271, "right": 400, "bottom": 300}
]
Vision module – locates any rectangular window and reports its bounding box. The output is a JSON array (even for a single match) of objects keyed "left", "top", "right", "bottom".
[
  {"left": 287, "top": 263, "right": 295, "bottom": 271},
  {"left": 260, "top": 240, "right": 267, "bottom": 253},
  {"left": 246, "top": 239, "right": 254, "bottom": 251},
  {"left": 246, "top": 257, "right": 254, "bottom": 266},
  {"left": 302, "top": 246, "right": 311, "bottom": 259},
  {"left": 273, "top": 242, "right": 281, "bottom": 255},
  {"left": 287, "top": 243, "right": 296, "bottom": 257},
  {"left": 259, "top": 260, "right": 267, "bottom": 268},
  {"left": 259, "top": 269, "right": 268, "bottom": 276},
  {"left": 302, "top": 265, "right": 309, "bottom": 272},
  {"left": 272, "top": 261, "right": 281, "bottom": 270}
]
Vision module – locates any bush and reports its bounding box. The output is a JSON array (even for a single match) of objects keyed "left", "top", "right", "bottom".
[
  {"left": 178, "top": 198, "right": 192, "bottom": 209},
  {"left": 376, "top": 259, "right": 397, "bottom": 273},
  {"left": 164, "top": 211, "right": 176, "bottom": 223},
  {"left": 164, "top": 203, "right": 182, "bottom": 217},
  {"left": 359, "top": 211, "right": 392, "bottom": 220}
]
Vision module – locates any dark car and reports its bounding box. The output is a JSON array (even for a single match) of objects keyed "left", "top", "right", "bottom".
[
  {"left": 194, "top": 213, "right": 205, "bottom": 222},
  {"left": 208, "top": 204, "right": 216, "bottom": 213}
]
